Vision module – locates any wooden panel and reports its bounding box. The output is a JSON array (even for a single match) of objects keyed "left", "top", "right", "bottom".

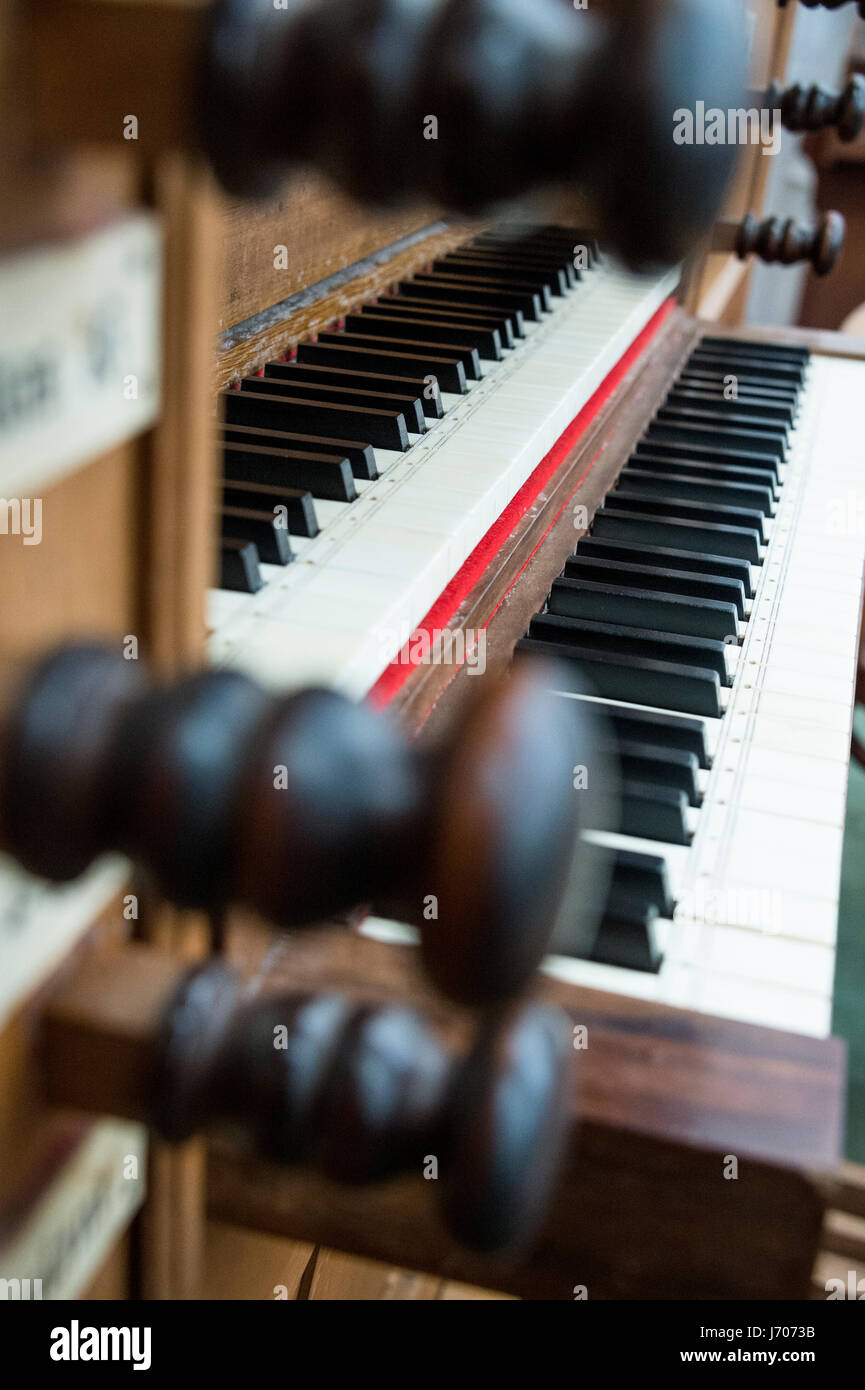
[
  {"left": 438, "top": 1282, "right": 516, "bottom": 1301},
  {"left": 0, "top": 3, "right": 142, "bottom": 256},
  {"left": 219, "top": 177, "right": 448, "bottom": 333},
  {"left": 80, "top": 1232, "right": 131, "bottom": 1300},
  {"left": 0, "top": 440, "right": 143, "bottom": 661},
  {"left": 29, "top": 0, "right": 207, "bottom": 157},
  {"left": 216, "top": 219, "right": 478, "bottom": 390},
  {"left": 204, "top": 1221, "right": 315, "bottom": 1300},
  {"left": 204, "top": 929, "right": 842, "bottom": 1300},
  {"left": 306, "top": 1250, "right": 440, "bottom": 1301},
  {"left": 0, "top": 4, "right": 154, "bottom": 1289},
  {"left": 145, "top": 153, "right": 223, "bottom": 674},
  {"left": 35, "top": 930, "right": 842, "bottom": 1298}
]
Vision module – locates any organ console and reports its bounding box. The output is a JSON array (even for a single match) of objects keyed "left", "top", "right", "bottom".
[{"left": 1, "top": 0, "right": 864, "bottom": 1310}]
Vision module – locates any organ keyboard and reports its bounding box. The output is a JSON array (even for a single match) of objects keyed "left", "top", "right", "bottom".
[
  {"left": 205, "top": 222, "right": 865, "bottom": 1048},
  {"left": 362, "top": 328, "right": 865, "bottom": 1030},
  {"left": 532, "top": 344, "right": 865, "bottom": 1036},
  {"left": 208, "top": 230, "right": 678, "bottom": 696},
  {"left": 3, "top": 0, "right": 864, "bottom": 1310}
]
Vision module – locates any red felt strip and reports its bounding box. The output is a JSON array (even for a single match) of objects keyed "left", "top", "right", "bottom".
[{"left": 367, "top": 295, "right": 677, "bottom": 709}]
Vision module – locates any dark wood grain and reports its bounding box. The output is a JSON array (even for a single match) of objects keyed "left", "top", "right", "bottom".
[
  {"left": 40, "top": 929, "right": 843, "bottom": 1298},
  {"left": 206, "top": 928, "right": 842, "bottom": 1301}
]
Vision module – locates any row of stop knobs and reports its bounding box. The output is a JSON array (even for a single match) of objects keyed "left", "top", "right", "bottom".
[{"left": 0, "top": 644, "right": 601, "bottom": 1251}]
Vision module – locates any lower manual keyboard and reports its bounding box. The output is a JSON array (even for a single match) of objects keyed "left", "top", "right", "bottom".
[
  {"left": 527, "top": 344, "right": 865, "bottom": 1037},
  {"left": 363, "top": 342, "right": 865, "bottom": 1038}
]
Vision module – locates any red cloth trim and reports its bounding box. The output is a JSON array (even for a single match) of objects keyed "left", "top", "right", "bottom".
[{"left": 367, "top": 295, "right": 676, "bottom": 709}]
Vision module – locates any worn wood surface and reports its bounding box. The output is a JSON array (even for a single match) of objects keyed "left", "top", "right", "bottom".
[
  {"left": 38, "top": 930, "right": 843, "bottom": 1300},
  {"left": 215, "top": 218, "right": 479, "bottom": 391},
  {"left": 208, "top": 930, "right": 841, "bottom": 1301},
  {"left": 219, "top": 180, "right": 453, "bottom": 332}
]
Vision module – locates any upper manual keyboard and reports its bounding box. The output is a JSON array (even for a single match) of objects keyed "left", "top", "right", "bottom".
[{"left": 208, "top": 227, "right": 677, "bottom": 696}]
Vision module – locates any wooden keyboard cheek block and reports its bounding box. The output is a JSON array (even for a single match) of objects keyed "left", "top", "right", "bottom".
[
  {"left": 39, "top": 932, "right": 845, "bottom": 1295},
  {"left": 0, "top": 644, "right": 590, "bottom": 1007},
  {"left": 39, "top": 940, "right": 574, "bottom": 1254}
]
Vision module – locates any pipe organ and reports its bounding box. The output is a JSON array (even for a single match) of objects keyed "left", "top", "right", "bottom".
[{"left": 0, "top": 0, "right": 864, "bottom": 1307}]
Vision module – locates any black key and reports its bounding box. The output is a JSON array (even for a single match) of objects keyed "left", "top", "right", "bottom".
[
  {"left": 374, "top": 295, "right": 516, "bottom": 348},
  {"left": 605, "top": 490, "right": 767, "bottom": 544},
  {"left": 591, "top": 509, "right": 762, "bottom": 564},
  {"left": 688, "top": 350, "right": 805, "bottom": 385},
  {"left": 267, "top": 359, "right": 441, "bottom": 419},
  {"left": 693, "top": 342, "right": 808, "bottom": 372},
  {"left": 576, "top": 536, "right": 755, "bottom": 599},
  {"left": 469, "top": 233, "right": 584, "bottom": 268},
  {"left": 464, "top": 239, "right": 579, "bottom": 273},
  {"left": 548, "top": 576, "right": 738, "bottom": 643},
  {"left": 220, "top": 421, "right": 376, "bottom": 480},
  {"left": 628, "top": 450, "right": 779, "bottom": 498},
  {"left": 677, "top": 371, "right": 800, "bottom": 405},
  {"left": 590, "top": 905, "right": 663, "bottom": 974},
  {"left": 514, "top": 638, "right": 722, "bottom": 717},
  {"left": 222, "top": 480, "right": 319, "bottom": 539},
  {"left": 666, "top": 388, "right": 794, "bottom": 426},
  {"left": 221, "top": 505, "right": 293, "bottom": 566},
  {"left": 619, "top": 781, "right": 691, "bottom": 846},
  {"left": 693, "top": 335, "right": 809, "bottom": 358},
  {"left": 591, "top": 700, "right": 711, "bottom": 769},
  {"left": 220, "top": 537, "right": 263, "bottom": 594},
  {"left": 695, "top": 332, "right": 812, "bottom": 361},
  {"left": 614, "top": 740, "right": 701, "bottom": 807},
  {"left": 392, "top": 293, "right": 522, "bottom": 341},
  {"left": 317, "top": 330, "right": 481, "bottom": 383},
  {"left": 249, "top": 371, "right": 425, "bottom": 433},
  {"left": 675, "top": 384, "right": 800, "bottom": 420},
  {"left": 298, "top": 337, "right": 467, "bottom": 394},
  {"left": 399, "top": 276, "right": 541, "bottom": 323},
  {"left": 435, "top": 256, "right": 558, "bottom": 303},
  {"left": 453, "top": 246, "right": 575, "bottom": 291},
  {"left": 222, "top": 441, "right": 356, "bottom": 503},
  {"left": 224, "top": 386, "right": 409, "bottom": 452},
  {"left": 616, "top": 468, "right": 774, "bottom": 516},
  {"left": 701, "top": 334, "right": 809, "bottom": 360},
  {"left": 485, "top": 226, "right": 602, "bottom": 265},
  {"left": 656, "top": 404, "right": 790, "bottom": 441},
  {"left": 562, "top": 554, "right": 746, "bottom": 619},
  {"left": 266, "top": 359, "right": 441, "bottom": 420},
  {"left": 634, "top": 436, "right": 782, "bottom": 480},
  {"left": 529, "top": 612, "right": 731, "bottom": 684},
  {"left": 645, "top": 419, "right": 786, "bottom": 464},
  {"left": 415, "top": 270, "right": 547, "bottom": 318},
  {"left": 349, "top": 311, "right": 502, "bottom": 361}
]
